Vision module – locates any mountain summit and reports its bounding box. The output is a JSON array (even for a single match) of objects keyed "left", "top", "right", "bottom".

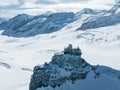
[
  {"left": 29, "top": 44, "right": 120, "bottom": 90},
  {"left": 30, "top": 44, "right": 91, "bottom": 90}
]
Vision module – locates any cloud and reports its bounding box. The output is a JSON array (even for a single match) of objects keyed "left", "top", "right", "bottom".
[
  {"left": 58, "top": 0, "right": 89, "bottom": 3},
  {"left": 114, "top": 0, "right": 120, "bottom": 2},
  {"left": 36, "top": 0, "right": 59, "bottom": 4},
  {"left": 20, "top": 0, "right": 115, "bottom": 9},
  {"left": 0, "top": 0, "right": 116, "bottom": 18},
  {"left": 36, "top": 0, "right": 89, "bottom": 4},
  {"left": 0, "top": 0, "right": 19, "bottom": 6}
]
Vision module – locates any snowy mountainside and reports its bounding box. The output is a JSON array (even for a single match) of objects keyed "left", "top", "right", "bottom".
[
  {"left": 0, "top": 18, "right": 6, "bottom": 24},
  {"left": 109, "top": 1, "right": 120, "bottom": 14},
  {"left": 79, "top": 1, "right": 120, "bottom": 30},
  {"left": 75, "top": 8, "right": 107, "bottom": 18},
  {"left": 13, "top": 12, "right": 75, "bottom": 37},
  {"left": 79, "top": 12, "right": 120, "bottom": 30},
  {"left": 0, "top": 14, "right": 33, "bottom": 31},
  {"left": 0, "top": 12, "right": 75, "bottom": 37}
]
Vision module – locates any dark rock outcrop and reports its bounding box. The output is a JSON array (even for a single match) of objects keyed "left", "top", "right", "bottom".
[
  {"left": 29, "top": 44, "right": 91, "bottom": 90},
  {"left": 0, "top": 12, "right": 75, "bottom": 37}
]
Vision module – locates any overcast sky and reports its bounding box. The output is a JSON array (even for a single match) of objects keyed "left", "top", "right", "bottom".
[{"left": 0, "top": 0, "right": 117, "bottom": 18}]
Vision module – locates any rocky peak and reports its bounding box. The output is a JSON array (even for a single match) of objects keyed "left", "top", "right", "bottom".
[
  {"left": 78, "top": 8, "right": 95, "bottom": 15},
  {"left": 29, "top": 45, "right": 91, "bottom": 90}
]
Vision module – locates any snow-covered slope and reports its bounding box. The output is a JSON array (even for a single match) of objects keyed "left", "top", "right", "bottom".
[
  {"left": 79, "top": 12, "right": 120, "bottom": 30},
  {"left": 79, "top": 2, "right": 120, "bottom": 30},
  {"left": 0, "top": 12, "right": 75, "bottom": 37},
  {"left": 0, "top": 8, "right": 107, "bottom": 37},
  {"left": 109, "top": 1, "right": 120, "bottom": 14},
  {"left": 0, "top": 18, "right": 6, "bottom": 24},
  {"left": 0, "top": 14, "right": 33, "bottom": 31}
]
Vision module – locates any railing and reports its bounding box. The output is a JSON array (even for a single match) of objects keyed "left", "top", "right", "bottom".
[{"left": 54, "top": 51, "right": 64, "bottom": 55}]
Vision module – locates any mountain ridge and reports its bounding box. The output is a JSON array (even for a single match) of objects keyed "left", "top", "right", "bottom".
[
  {"left": 0, "top": 2, "right": 120, "bottom": 37},
  {"left": 0, "top": 8, "right": 108, "bottom": 37}
]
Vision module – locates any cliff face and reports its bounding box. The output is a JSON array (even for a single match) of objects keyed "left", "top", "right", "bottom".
[{"left": 29, "top": 45, "right": 91, "bottom": 90}]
